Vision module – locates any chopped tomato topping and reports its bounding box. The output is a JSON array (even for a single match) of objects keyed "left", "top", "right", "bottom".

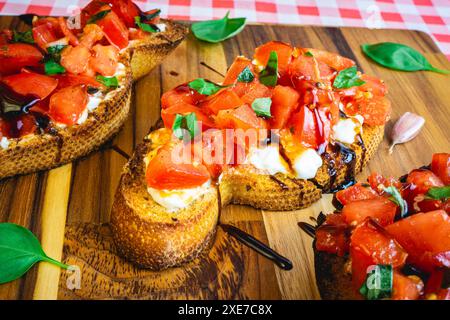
[
  {"left": 386, "top": 210, "right": 450, "bottom": 272},
  {"left": 146, "top": 144, "right": 211, "bottom": 190},
  {"left": 269, "top": 85, "right": 299, "bottom": 129},
  {"left": 161, "top": 84, "right": 205, "bottom": 109},
  {"left": 431, "top": 153, "right": 450, "bottom": 185},
  {"left": 200, "top": 89, "right": 243, "bottom": 115},
  {"left": 0, "top": 29, "right": 12, "bottom": 45},
  {"left": 32, "top": 22, "right": 59, "bottom": 50},
  {"left": 109, "top": 0, "right": 141, "bottom": 28},
  {"left": 359, "top": 74, "right": 388, "bottom": 96},
  {"left": 79, "top": 24, "right": 104, "bottom": 49},
  {"left": 53, "top": 74, "right": 105, "bottom": 90},
  {"left": 288, "top": 55, "right": 334, "bottom": 82},
  {"left": 58, "top": 17, "right": 79, "bottom": 46},
  {"left": 345, "top": 95, "right": 391, "bottom": 126},
  {"left": 367, "top": 172, "right": 402, "bottom": 192},
  {"left": 0, "top": 44, "right": 43, "bottom": 75},
  {"left": 90, "top": 44, "right": 119, "bottom": 76},
  {"left": 215, "top": 104, "right": 267, "bottom": 131},
  {"left": 0, "top": 114, "right": 37, "bottom": 138},
  {"left": 392, "top": 271, "right": 423, "bottom": 300},
  {"left": 48, "top": 85, "right": 88, "bottom": 125},
  {"left": 60, "top": 45, "right": 92, "bottom": 75},
  {"left": 223, "top": 56, "right": 254, "bottom": 86},
  {"left": 302, "top": 48, "right": 355, "bottom": 71},
  {"left": 335, "top": 183, "right": 381, "bottom": 205},
  {"left": 288, "top": 105, "right": 319, "bottom": 149},
  {"left": 254, "top": 41, "right": 293, "bottom": 75},
  {"left": 342, "top": 198, "right": 397, "bottom": 227},
  {"left": 239, "top": 82, "right": 272, "bottom": 106},
  {"left": 315, "top": 213, "right": 349, "bottom": 256},
  {"left": 2, "top": 72, "right": 58, "bottom": 100},
  {"left": 95, "top": 6, "right": 129, "bottom": 49},
  {"left": 161, "top": 103, "right": 214, "bottom": 130},
  {"left": 406, "top": 169, "right": 444, "bottom": 195}
]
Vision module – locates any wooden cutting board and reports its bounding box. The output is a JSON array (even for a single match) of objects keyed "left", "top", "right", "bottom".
[{"left": 0, "top": 17, "right": 449, "bottom": 300}]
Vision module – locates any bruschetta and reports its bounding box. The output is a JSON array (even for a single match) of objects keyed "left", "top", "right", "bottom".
[
  {"left": 0, "top": 0, "right": 187, "bottom": 179},
  {"left": 111, "top": 41, "right": 390, "bottom": 270},
  {"left": 312, "top": 153, "right": 450, "bottom": 300}
]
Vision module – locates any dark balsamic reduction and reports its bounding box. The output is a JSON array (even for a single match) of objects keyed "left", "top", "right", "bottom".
[
  {"left": 324, "top": 141, "right": 357, "bottom": 193},
  {"left": 269, "top": 175, "right": 289, "bottom": 190},
  {"left": 297, "top": 222, "right": 316, "bottom": 238},
  {"left": 19, "top": 14, "right": 35, "bottom": 25}
]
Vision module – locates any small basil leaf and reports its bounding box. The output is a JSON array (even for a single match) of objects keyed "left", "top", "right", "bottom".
[
  {"left": 141, "top": 9, "right": 161, "bottom": 22},
  {"left": 0, "top": 223, "right": 69, "bottom": 284},
  {"left": 333, "top": 66, "right": 366, "bottom": 89},
  {"left": 237, "top": 67, "right": 254, "bottom": 83},
  {"left": 427, "top": 186, "right": 450, "bottom": 200},
  {"left": 304, "top": 51, "right": 313, "bottom": 57},
  {"left": 251, "top": 97, "right": 272, "bottom": 118},
  {"left": 47, "top": 44, "right": 67, "bottom": 62},
  {"left": 188, "top": 78, "right": 224, "bottom": 95},
  {"left": 259, "top": 51, "right": 278, "bottom": 87},
  {"left": 382, "top": 186, "right": 408, "bottom": 218},
  {"left": 12, "top": 30, "right": 34, "bottom": 44},
  {"left": 96, "top": 75, "right": 119, "bottom": 88},
  {"left": 359, "top": 264, "right": 393, "bottom": 300},
  {"left": 362, "top": 42, "right": 449, "bottom": 74},
  {"left": 135, "top": 16, "right": 157, "bottom": 33},
  {"left": 87, "top": 9, "right": 111, "bottom": 24},
  {"left": 44, "top": 60, "right": 65, "bottom": 75},
  {"left": 191, "top": 11, "right": 246, "bottom": 43},
  {"left": 172, "top": 112, "right": 199, "bottom": 140}
]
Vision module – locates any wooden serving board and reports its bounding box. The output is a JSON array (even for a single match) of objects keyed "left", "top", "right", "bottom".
[{"left": 0, "top": 18, "right": 449, "bottom": 300}]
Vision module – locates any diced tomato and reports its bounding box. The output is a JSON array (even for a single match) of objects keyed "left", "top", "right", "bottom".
[
  {"left": 288, "top": 105, "right": 319, "bottom": 149},
  {"left": 359, "top": 74, "right": 388, "bottom": 96},
  {"left": 315, "top": 213, "right": 349, "bottom": 256},
  {"left": 109, "top": 0, "right": 141, "bottom": 28},
  {"left": 350, "top": 219, "right": 408, "bottom": 288},
  {"left": 254, "top": 41, "right": 293, "bottom": 75},
  {"left": 386, "top": 210, "right": 450, "bottom": 272},
  {"left": 302, "top": 48, "right": 355, "bottom": 71},
  {"left": 431, "top": 153, "right": 450, "bottom": 185},
  {"left": 0, "top": 44, "right": 43, "bottom": 75},
  {"left": 336, "top": 183, "right": 380, "bottom": 205},
  {"left": 129, "top": 28, "right": 147, "bottom": 40},
  {"left": 145, "top": 144, "right": 211, "bottom": 190},
  {"left": 406, "top": 169, "right": 444, "bottom": 195},
  {"left": 48, "top": 85, "right": 88, "bottom": 125},
  {"left": 314, "top": 106, "right": 332, "bottom": 149},
  {"left": 58, "top": 17, "right": 79, "bottom": 46},
  {"left": 161, "top": 84, "right": 205, "bottom": 109},
  {"left": 215, "top": 104, "right": 267, "bottom": 131},
  {"left": 2, "top": 72, "right": 58, "bottom": 100},
  {"left": 342, "top": 198, "right": 397, "bottom": 227},
  {"left": 346, "top": 95, "right": 391, "bottom": 126},
  {"left": 392, "top": 271, "right": 423, "bottom": 300},
  {"left": 60, "top": 45, "right": 91, "bottom": 75},
  {"left": 80, "top": 1, "right": 108, "bottom": 29},
  {"left": 89, "top": 44, "right": 119, "bottom": 76},
  {"left": 0, "top": 29, "right": 12, "bottom": 45},
  {"left": 95, "top": 6, "right": 129, "bottom": 49},
  {"left": 53, "top": 74, "right": 105, "bottom": 90},
  {"left": 239, "top": 82, "right": 272, "bottom": 105},
  {"left": 367, "top": 172, "right": 402, "bottom": 192},
  {"left": 79, "top": 24, "right": 104, "bottom": 48},
  {"left": 0, "top": 114, "right": 37, "bottom": 138},
  {"left": 415, "top": 198, "right": 443, "bottom": 213},
  {"left": 201, "top": 89, "right": 243, "bottom": 115},
  {"left": 223, "top": 56, "right": 254, "bottom": 86},
  {"left": 269, "top": 85, "right": 299, "bottom": 129},
  {"left": 288, "top": 55, "right": 335, "bottom": 82},
  {"left": 32, "top": 22, "right": 59, "bottom": 50},
  {"left": 161, "top": 103, "right": 214, "bottom": 130}
]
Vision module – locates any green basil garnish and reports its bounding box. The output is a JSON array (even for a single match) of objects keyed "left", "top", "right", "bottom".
[
  {"left": 427, "top": 186, "right": 450, "bottom": 200},
  {"left": 188, "top": 78, "right": 224, "bottom": 95},
  {"left": 359, "top": 264, "right": 393, "bottom": 300},
  {"left": 333, "top": 66, "right": 366, "bottom": 89},
  {"left": 12, "top": 30, "right": 34, "bottom": 44},
  {"left": 44, "top": 60, "right": 65, "bottom": 75},
  {"left": 96, "top": 75, "right": 119, "bottom": 88},
  {"left": 191, "top": 12, "right": 246, "bottom": 43},
  {"left": 361, "top": 42, "right": 449, "bottom": 74},
  {"left": 172, "top": 112, "right": 199, "bottom": 140},
  {"left": 304, "top": 51, "right": 313, "bottom": 57},
  {"left": 237, "top": 67, "right": 254, "bottom": 83},
  {"left": 259, "top": 51, "right": 278, "bottom": 87},
  {"left": 141, "top": 9, "right": 161, "bottom": 22},
  {"left": 135, "top": 16, "right": 157, "bottom": 33},
  {"left": 383, "top": 186, "right": 408, "bottom": 218},
  {"left": 87, "top": 9, "right": 111, "bottom": 24},
  {"left": 251, "top": 97, "right": 272, "bottom": 118},
  {"left": 47, "top": 44, "right": 66, "bottom": 62},
  {"left": 0, "top": 223, "right": 69, "bottom": 284}
]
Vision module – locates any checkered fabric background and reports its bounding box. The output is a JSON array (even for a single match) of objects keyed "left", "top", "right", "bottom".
[{"left": 0, "top": 0, "right": 449, "bottom": 59}]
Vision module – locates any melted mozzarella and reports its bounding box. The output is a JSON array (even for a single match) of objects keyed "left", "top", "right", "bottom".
[
  {"left": 114, "top": 62, "right": 126, "bottom": 78},
  {"left": 147, "top": 180, "right": 212, "bottom": 212},
  {"left": 246, "top": 145, "right": 288, "bottom": 175},
  {"left": 87, "top": 91, "right": 103, "bottom": 112},
  {"left": 332, "top": 116, "right": 363, "bottom": 144},
  {"left": 293, "top": 148, "right": 323, "bottom": 179},
  {"left": 0, "top": 137, "right": 10, "bottom": 150}
]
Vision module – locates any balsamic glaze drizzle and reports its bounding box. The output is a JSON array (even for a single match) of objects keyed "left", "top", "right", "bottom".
[{"left": 297, "top": 222, "right": 316, "bottom": 238}]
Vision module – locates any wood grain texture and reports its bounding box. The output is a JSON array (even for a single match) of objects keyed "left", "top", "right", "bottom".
[{"left": 0, "top": 18, "right": 449, "bottom": 300}]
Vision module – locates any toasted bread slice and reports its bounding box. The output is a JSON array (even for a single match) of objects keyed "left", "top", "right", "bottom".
[
  {"left": 111, "top": 123, "right": 384, "bottom": 270},
  {"left": 0, "top": 20, "right": 188, "bottom": 180}
]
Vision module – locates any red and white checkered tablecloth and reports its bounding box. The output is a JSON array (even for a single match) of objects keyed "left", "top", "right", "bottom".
[{"left": 0, "top": 0, "right": 449, "bottom": 59}]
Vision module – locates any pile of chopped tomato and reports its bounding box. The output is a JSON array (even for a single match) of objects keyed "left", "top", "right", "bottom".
[
  {"left": 315, "top": 153, "right": 450, "bottom": 300},
  {"left": 0, "top": 0, "right": 160, "bottom": 135},
  {"left": 149, "top": 41, "right": 390, "bottom": 190}
]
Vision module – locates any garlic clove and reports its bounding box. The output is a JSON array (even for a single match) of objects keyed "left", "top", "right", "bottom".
[{"left": 389, "top": 112, "right": 425, "bottom": 154}]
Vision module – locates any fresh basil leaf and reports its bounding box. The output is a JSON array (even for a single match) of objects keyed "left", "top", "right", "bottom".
[
  {"left": 141, "top": 9, "right": 161, "bottom": 22},
  {"left": 259, "top": 51, "right": 278, "bottom": 87},
  {"left": 359, "top": 264, "right": 393, "bottom": 300},
  {"left": 304, "top": 51, "right": 313, "bottom": 57},
  {"left": 44, "top": 60, "right": 65, "bottom": 75},
  {"left": 362, "top": 42, "right": 449, "bottom": 74},
  {"left": 191, "top": 11, "right": 246, "bottom": 43},
  {"left": 87, "top": 9, "right": 111, "bottom": 24},
  {"left": 237, "top": 67, "right": 254, "bottom": 83},
  {"left": 427, "top": 186, "right": 450, "bottom": 200},
  {"left": 12, "top": 30, "right": 34, "bottom": 44},
  {"left": 0, "top": 223, "right": 69, "bottom": 284},
  {"left": 47, "top": 44, "right": 67, "bottom": 62},
  {"left": 172, "top": 112, "right": 199, "bottom": 140},
  {"left": 382, "top": 186, "right": 408, "bottom": 218},
  {"left": 251, "top": 97, "right": 272, "bottom": 118},
  {"left": 333, "top": 66, "right": 366, "bottom": 89},
  {"left": 135, "top": 16, "right": 157, "bottom": 33},
  {"left": 188, "top": 78, "right": 224, "bottom": 95},
  {"left": 96, "top": 75, "right": 119, "bottom": 88}
]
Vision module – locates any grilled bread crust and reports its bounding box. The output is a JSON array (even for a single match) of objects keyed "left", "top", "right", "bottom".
[
  {"left": 111, "top": 124, "right": 385, "bottom": 270},
  {"left": 0, "top": 20, "right": 188, "bottom": 180}
]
